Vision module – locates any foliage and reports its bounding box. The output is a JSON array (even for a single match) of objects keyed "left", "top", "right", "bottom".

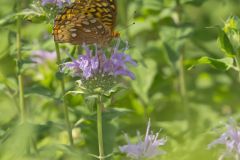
[{"left": 1, "top": 0, "right": 240, "bottom": 160}]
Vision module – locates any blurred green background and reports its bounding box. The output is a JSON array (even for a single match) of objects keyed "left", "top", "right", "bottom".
[{"left": 1, "top": 0, "right": 240, "bottom": 159}]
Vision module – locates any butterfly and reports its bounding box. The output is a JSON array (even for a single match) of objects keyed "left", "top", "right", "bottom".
[{"left": 53, "top": 0, "right": 119, "bottom": 46}]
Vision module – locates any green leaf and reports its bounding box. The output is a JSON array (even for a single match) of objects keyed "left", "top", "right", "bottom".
[
  {"left": 182, "top": 0, "right": 207, "bottom": 6},
  {"left": 55, "top": 71, "right": 64, "bottom": 81},
  {"left": 224, "top": 16, "right": 240, "bottom": 32},
  {"left": 0, "top": 7, "right": 46, "bottom": 26},
  {"left": 25, "top": 85, "right": 55, "bottom": 98},
  {"left": 132, "top": 59, "right": 157, "bottom": 104},
  {"left": 142, "top": 0, "right": 163, "bottom": 11},
  {"left": 217, "top": 27, "right": 235, "bottom": 56},
  {"left": 0, "top": 73, "right": 18, "bottom": 92},
  {"left": 82, "top": 120, "right": 117, "bottom": 156},
  {"left": 103, "top": 84, "right": 125, "bottom": 97},
  {"left": 82, "top": 107, "right": 132, "bottom": 121},
  {"left": 65, "top": 90, "right": 85, "bottom": 96},
  {"left": 163, "top": 42, "right": 180, "bottom": 64},
  {"left": 190, "top": 56, "right": 236, "bottom": 71},
  {"left": 102, "top": 108, "right": 132, "bottom": 120}
]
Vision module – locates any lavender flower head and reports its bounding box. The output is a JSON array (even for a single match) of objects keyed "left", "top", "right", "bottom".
[
  {"left": 119, "top": 119, "right": 167, "bottom": 160},
  {"left": 32, "top": 50, "right": 56, "bottom": 64},
  {"left": 41, "top": 0, "right": 71, "bottom": 7},
  {"left": 208, "top": 118, "right": 240, "bottom": 159},
  {"left": 61, "top": 41, "right": 136, "bottom": 95},
  {"left": 62, "top": 41, "right": 136, "bottom": 80}
]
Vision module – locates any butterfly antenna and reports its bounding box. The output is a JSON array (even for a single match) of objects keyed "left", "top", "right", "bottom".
[
  {"left": 117, "top": 22, "right": 136, "bottom": 33},
  {"left": 128, "top": 10, "right": 137, "bottom": 23},
  {"left": 117, "top": 10, "right": 137, "bottom": 33}
]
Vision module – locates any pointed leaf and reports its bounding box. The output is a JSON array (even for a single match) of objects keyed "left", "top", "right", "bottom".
[
  {"left": 189, "top": 56, "right": 236, "bottom": 71},
  {"left": 217, "top": 27, "right": 235, "bottom": 56}
]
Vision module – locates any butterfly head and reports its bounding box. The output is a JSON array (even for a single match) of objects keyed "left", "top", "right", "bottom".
[{"left": 112, "top": 31, "right": 120, "bottom": 38}]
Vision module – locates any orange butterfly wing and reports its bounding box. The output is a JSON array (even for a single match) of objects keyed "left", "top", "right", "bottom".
[{"left": 53, "top": 0, "right": 117, "bottom": 46}]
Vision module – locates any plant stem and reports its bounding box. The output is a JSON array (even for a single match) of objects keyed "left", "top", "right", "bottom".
[
  {"left": 97, "top": 95, "right": 104, "bottom": 160},
  {"left": 179, "top": 52, "right": 188, "bottom": 104},
  {"left": 234, "top": 56, "right": 240, "bottom": 82},
  {"left": 175, "top": 0, "right": 189, "bottom": 120},
  {"left": 16, "top": 0, "right": 26, "bottom": 123},
  {"left": 234, "top": 48, "right": 240, "bottom": 83},
  {"left": 178, "top": 51, "right": 190, "bottom": 123},
  {"left": 54, "top": 42, "right": 74, "bottom": 146},
  {"left": 70, "top": 46, "right": 77, "bottom": 57}
]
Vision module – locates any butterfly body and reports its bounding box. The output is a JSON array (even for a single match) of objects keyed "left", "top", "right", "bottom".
[{"left": 53, "top": 0, "right": 118, "bottom": 46}]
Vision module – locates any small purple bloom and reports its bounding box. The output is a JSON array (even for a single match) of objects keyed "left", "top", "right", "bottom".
[
  {"left": 119, "top": 119, "right": 167, "bottom": 160},
  {"left": 109, "top": 40, "right": 137, "bottom": 79},
  {"left": 61, "top": 41, "right": 136, "bottom": 80},
  {"left": 91, "top": 56, "right": 99, "bottom": 70},
  {"left": 208, "top": 118, "right": 240, "bottom": 159},
  {"left": 32, "top": 50, "right": 56, "bottom": 64},
  {"left": 41, "top": 0, "right": 71, "bottom": 7}
]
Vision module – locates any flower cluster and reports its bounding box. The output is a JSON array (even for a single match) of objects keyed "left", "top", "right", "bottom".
[
  {"left": 119, "top": 120, "right": 167, "bottom": 160},
  {"left": 32, "top": 50, "right": 56, "bottom": 64},
  {"left": 41, "top": 0, "right": 71, "bottom": 7},
  {"left": 208, "top": 118, "right": 240, "bottom": 159},
  {"left": 62, "top": 41, "right": 137, "bottom": 80}
]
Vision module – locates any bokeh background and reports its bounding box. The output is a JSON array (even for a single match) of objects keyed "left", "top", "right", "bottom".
[{"left": 1, "top": 0, "right": 240, "bottom": 159}]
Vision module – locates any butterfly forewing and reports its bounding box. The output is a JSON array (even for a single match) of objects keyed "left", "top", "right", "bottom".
[{"left": 53, "top": 0, "right": 117, "bottom": 46}]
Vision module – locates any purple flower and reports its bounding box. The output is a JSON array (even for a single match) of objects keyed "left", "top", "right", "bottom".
[
  {"left": 32, "top": 50, "right": 56, "bottom": 64},
  {"left": 119, "top": 119, "right": 167, "bottom": 159},
  {"left": 41, "top": 0, "right": 71, "bottom": 7},
  {"left": 208, "top": 118, "right": 240, "bottom": 159},
  {"left": 109, "top": 41, "right": 137, "bottom": 79},
  {"left": 61, "top": 42, "right": 136, "bottom": 80}
]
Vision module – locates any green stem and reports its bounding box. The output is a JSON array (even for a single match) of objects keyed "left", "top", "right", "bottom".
[
  {"left": 54, "top": 42, "right": 74, "bottom": 146},
  {"left": 235, "top": 55, "right": 240, "bottom": 83},
  {"left": 70, "top": 46, "right": 77, "bottom": 57},
  {"left": 16, "top": 0, "right": 25, "bottom": 123},
  {"left": 179, "top": 52, "right": 188, "bottom": 112},
  {"left": 32, "top": 138, "right": 38, "bottom": 153},
  {"left": 234, "top": 47, "right": 240, "bottom": 83},
  {"left": 175, "top": 1, "right": 185, "bottom": 100},
  {"left": 175, "top": 0, "right": 189, "bottom": 119},
  {"left": 97, "top": 96, "right": 104, "bottom": 160},
  {"left": 178, "top": 51, "right": 186, "bottom": 99}
]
